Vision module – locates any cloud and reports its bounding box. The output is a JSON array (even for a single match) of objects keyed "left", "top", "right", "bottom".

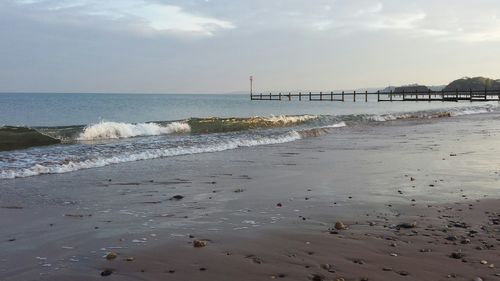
[
  {"left": 10, "top": 0, "right": 235, "bottom": 36},
  {"left": 293, "top": 1, "right": 500, "bottom": 43}
]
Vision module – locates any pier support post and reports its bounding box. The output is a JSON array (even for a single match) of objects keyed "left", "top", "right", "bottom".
[
  {"left": 390, "top": 90, "right": 393, "bottom": 102},
  {"left": 365, "top": 91, "right": 368, "bottom": 102},
  {"left": 331, "top": 91, "right": 333, "bottom": 101},
  {"left": 309, "top": 92, "right": 311, "bottom": 101},
  {"left": 353, "top": 91, "right": 356, "bottom": 102},
  {"left": 377, "top": 91, "right": 380, "bottom": 102},
  {"left": 299, "top": 92, "right": 302, "bottom": 101},
  {"left": 320, "top": 91, "right": 323, "bottom": 101},
  {"left": 279, "top": 92, "right": 282, "bottom": 101},
  {"left": 342, "top": 91, "right": 345, "bottom": 102}
]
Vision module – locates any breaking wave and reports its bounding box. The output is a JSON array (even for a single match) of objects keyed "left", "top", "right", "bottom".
[
  {"left": 77, "top": 121, "right": 191, "bottom": 141},
  {"left": 0, "top": 131, "right": 302, "bottom": 179}
]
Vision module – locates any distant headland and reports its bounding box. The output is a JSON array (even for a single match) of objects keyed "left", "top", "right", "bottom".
[{"left": 383, "top": 76, "right": 500, "bottom": 93}]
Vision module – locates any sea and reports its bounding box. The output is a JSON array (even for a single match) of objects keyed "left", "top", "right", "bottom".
[{"left": 0, "top": 92, "right": 498, "bottom": 179}]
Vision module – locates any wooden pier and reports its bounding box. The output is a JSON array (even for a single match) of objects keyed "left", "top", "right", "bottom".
[{"left": 250, "top": 89, "right": 500, "bottom": 102}]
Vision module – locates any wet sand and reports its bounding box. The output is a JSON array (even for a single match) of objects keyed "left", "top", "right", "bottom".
[{"left": 1, "top": 112, "right": 500, "bottom": 281}]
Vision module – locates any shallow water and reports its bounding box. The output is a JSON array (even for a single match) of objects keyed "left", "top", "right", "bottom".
[{"left": 0, "top": 93, "right": 498, "bottom": 179}]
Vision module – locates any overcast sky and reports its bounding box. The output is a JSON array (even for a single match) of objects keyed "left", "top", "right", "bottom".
[{"left": 1, "top": 0, "right": 500, "bottom": 93}]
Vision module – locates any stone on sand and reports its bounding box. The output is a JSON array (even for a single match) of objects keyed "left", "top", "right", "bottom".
[
  {"left": 193, "top": 240, "right": 207, "bottom": 248},
  {"left": 105, "top": 252, "right": 118, "bottom": 260},
  {"left": 334, "top": 221, "right": 347, "bottom": 230}
]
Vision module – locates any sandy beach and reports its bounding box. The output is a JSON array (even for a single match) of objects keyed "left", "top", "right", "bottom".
[{"left": 1, "top": 112, "right": 500, "bottom": 281}]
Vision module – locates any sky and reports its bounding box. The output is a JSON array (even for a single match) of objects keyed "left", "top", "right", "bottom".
[{"left": 1, "top": 0, "right": 500, "bottom": 93}]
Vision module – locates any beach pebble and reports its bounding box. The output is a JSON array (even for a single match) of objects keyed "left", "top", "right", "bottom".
[
  {"left": 126, "top": 257, "right": 134, "bottom": 262},
  {"left": 320, "top": 263, "right": 335, "bottom": 272},
  {"left": 446, "top": 235, "right": 458, "bottom": 241},
  {"left": 105, "top": 252, "right": 118, "bottom": 260},
  {"left": 170, "top": 195, "right": 184, "bottom": 201},
  {"left": 398, "top": 271, "right": 409, "bottom": 276},
  {"left": 397, "top": 222, "right": 417, "bottom": 229},
  {"left": 100, "top": 269, "right": 113, "bottom": 276},
  {"left": 193, "top": 240, "right": 207, "bottom": 248},
  {"left": 472, "top": 278, "right": 483, "bottom": 281},
  {"left": 450, "top": 252, "right": 463, "bottom": 259},
  {"left": 334, "top": 221, "right": 347, "bottom": 230},
  {"left": 480, "top": 260, "right": 488, "bottom": 265}
]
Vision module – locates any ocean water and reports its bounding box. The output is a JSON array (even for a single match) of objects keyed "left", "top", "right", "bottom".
[{"left": 0, "top": 93, "right": 498, "bottom": 179}]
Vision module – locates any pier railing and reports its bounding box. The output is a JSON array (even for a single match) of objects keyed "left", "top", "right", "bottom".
[{"left": 250, "top": 89, "right": 500, "bottom": 102}]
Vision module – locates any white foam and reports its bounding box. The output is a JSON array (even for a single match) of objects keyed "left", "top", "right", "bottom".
[
  {"left": 368, "top": 104, "right": 498, "bottom": 122},
  {"left": 262, "top": 115, "right": 318, "bottom": 124},
  {"left": 0, "top": 131, "right": 302, "bottom": 179},
  {"left": 322, "top": 121, "right": 346, "bottom": 129},
  {"left": 77, "top": 121, "right": 190, "bottom": 141}
]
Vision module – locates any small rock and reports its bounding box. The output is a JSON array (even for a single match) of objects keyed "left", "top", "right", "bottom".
[
  {"left": 101, "top": 269, "right": 113, "bottom": 276},
  {"left": 193, "top": 240, "right": 207, "bottom": 248},
  {"left": 397, "top": 222, "right": 417, "bottom": 229},
  {"left": 170, "top": 195, "right": 184, "bottom": 201},
  {"left": 399, "top": 271, "right": 409, "bottom": 276},
  {"left": 105, "top": 252, "right": 118, "bottom": 260},
  {"left": 334, "top": 221, "right": 347, "bottom": 230},
  {"left": 276, "top": 203, "right": 282, "bottom": 207},
  {"left": 472, "top": 278, "right": 483, "bottom": 281},
  {"left": 480, "top": 260, "right": 487, "bottom": 265},
  {"left": 446, "top": 235, "right": 458, "bottom": 242},
  {"left": 320, "top": 263, "right": 331, "bottom": 270},
  {"left": 450, "top": 252, "right": 463, "bottom": 259},
  {"left": 126, "top": 257, "right": 134, "bottom": 262},
  {"left": 382, "top": 267, "right": 393, "bottom": 271}
]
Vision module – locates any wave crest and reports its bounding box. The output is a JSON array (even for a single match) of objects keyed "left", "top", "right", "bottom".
[
  {"left": 261, "top": 115, "right": 318, "bottom": 124},
  {"left": 77, "top": 121, "right": 191, "bottom": 141},
  {"left": 0, "top": 131, "right": 301, "bottom": 179}
]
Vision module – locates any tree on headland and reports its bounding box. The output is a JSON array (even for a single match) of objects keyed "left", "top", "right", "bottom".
[{"left": 443, "top": 77, "right": 500, "bottom": 91}]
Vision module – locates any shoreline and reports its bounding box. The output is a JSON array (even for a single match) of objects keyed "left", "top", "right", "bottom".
[{"left": 1, "top": 112, "right": 500, "bottom": 280}]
